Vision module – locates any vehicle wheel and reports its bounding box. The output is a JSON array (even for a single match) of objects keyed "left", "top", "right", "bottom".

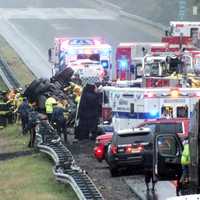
[
  {"left": 35, "top": 81, "right": 52, "bottom": 95},
  {"left": 110, "top": 167, "right": 118, "bottom": 177},
  {"left": 24, "top": 79, "right": 41, "bottom": 97}
]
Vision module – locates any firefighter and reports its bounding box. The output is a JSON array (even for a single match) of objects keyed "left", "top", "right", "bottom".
[
  {"left": 77, "top": 84, "right": 99, "bottom": 140},
  {"left": 17, "top": 97, "right": 31, "bottom": 135},
  {"left": 45, "top": 96, "right": 57, "bottom": 122},
  {"left": 51, "top": 100, "right": 67, "bottom": 143},
  {"left": 13, "top": 91, "right": 24, "bottom": 122},
  {"left": 180, "top": 137, "right": 190, "bottom": 183},
  {"left": 27, "top": 103, "right": 38, "bottom": 148},
  {"left": 73, "top": 85, "right": 82, "bottom": 104}
]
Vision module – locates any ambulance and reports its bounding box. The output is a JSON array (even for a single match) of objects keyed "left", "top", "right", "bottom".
[
  {"left": 102, "top": 86, "right": 200, "bottom": 130},
  {"left": 115, "top": 42, "right": 169, "bottom": 80},
  {"left": 49, "top": 37, "right": 112, "bottom": 78},
  {"left": 162, "top": 21, "right": 200, "bottom": 51}
]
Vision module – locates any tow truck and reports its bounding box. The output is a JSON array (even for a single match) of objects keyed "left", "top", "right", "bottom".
[
  {"left": 48, "top": 37, "right": 112, "bottom": 79},
  {"left": 152, "top": 100, "right": 200, "bottom": 196}
]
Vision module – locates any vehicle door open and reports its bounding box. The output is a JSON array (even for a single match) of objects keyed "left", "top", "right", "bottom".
[{"left": 153, "top": 134, "right": 183, "bottom": 181}]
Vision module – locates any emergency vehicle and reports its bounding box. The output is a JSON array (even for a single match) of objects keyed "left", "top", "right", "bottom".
[
  {"left": 141, "top": 53, "right": 194, "bottom": 88},
  {"left": 115, "top": 52, "right": 195, "bottom": 88},
  {"left": 115, "top": 42, "right": 169, "bottom": 80},
  {"left": 102, "top": 86, "right": 200, "bottom": 130},
  {"left": 68, "top": 59, "right": 105, "bottom": 85},
  {"left": 162, "top": 21, "right": 200, "bottom": 51},
  {"left": 49, "top": 37, "right": 112, "bottom": 78}
]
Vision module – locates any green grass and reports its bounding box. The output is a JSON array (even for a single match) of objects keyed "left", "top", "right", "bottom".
[
  {"left": 0, "top": 124, "right": 78, "bottom": 200},
  {"left": 0, "top": 35, "right": 35, "bottom": 86},
  {"left": 0, "top": 124, "right": 29, "bottom": 153},
  {"left": 0, "top": 76, "right": 8, "bottom": 91},
  {"left": 0, "top": 154, "right": 78, "bottom": 200}
]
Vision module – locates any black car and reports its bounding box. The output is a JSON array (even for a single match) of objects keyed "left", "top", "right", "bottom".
[{"left": 106, "top": 127, "right": 153, "bottom": 176}]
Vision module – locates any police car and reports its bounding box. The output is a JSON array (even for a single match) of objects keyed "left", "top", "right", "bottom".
[{"left": 106, "top": 127, "right": 152, "bottom": 176}]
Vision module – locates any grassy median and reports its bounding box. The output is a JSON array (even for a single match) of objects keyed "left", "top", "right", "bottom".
[
  {"left": 0, "top": 76, "right": 8, "bottom": 91},
  {"left": 0, "top": 124, "right": 29, "bottom": 153},
  {"left": 0, "top": 124, "right": 78, "bottom": 200},
  {"left": 0, "top": 35, "right": 35, "bottom": 86},
  {"left": 0, "top": 154, "right": 78, "bottom": 200}
]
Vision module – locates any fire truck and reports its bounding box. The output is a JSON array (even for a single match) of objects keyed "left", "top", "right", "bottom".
[
  {"left": 102, "top": 86, "right": 200, "bottom": 131},
  {"left": 115, "top": 42, "right": 169, "bottom": 80},
  {"left": 162, "top": 21, "right": 200, "bottom": 51},
  {"left": 114, "top": 52, "right": 198, "bottom": 88},
  {"left": 49, "top": 37, "right": 112, "bottom": 78}
]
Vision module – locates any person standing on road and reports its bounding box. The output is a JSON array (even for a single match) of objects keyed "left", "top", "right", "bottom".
[
  {"left": 77, "top": 84, "right": 99, "bottom": 141},
  {"left": 143, "top": 132, "right": 157, "bottom": 192},
  {"left": 180, "top": 137, "right": 190, "bottom": 183},
  {"left": 17, "top": 97, "right": 31, "bottom": 135}
]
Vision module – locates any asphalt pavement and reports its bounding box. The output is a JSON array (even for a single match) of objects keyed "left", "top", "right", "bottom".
[
  {"left": 0, "top": 0, "right": 162, "bottom": 78},
  {"left": 99, "top": 0, "right": 199, "bottom": 25},
  {"left": 0, "top": 0, "right": 181, "bottom": 199}
]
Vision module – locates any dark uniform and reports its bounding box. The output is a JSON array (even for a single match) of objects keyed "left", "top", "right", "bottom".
[
  {"left": 143, "top": 133, "right": 157, "bottom": 192},
  {"left": 27, "top": 109, "right": 39, "bottom": 147},
  {"left": 18, "top": 98, "right": 31, "bottom": 135},
  {"left": 51, "top": 103, "right": 67, "bottom": 142},
  {"left": 77, "top": 84, "right": 99, "bottom": 140}
]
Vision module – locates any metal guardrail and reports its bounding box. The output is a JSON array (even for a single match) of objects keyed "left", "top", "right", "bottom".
[
  {"left": 0, "top": 55, "right": 20, "bottom": 89},
  {"left": 36, "top": 133, "right": 104, "bottom": 200}
]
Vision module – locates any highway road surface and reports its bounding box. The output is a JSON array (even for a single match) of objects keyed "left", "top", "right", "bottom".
[
  {"left": 0, "top": 1, "right": 177, "bottom": 199},
  {"left": 0, "top": 0, "right": 163, "bottom": 78}
]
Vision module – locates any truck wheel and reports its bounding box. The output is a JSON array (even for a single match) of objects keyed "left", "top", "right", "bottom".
[{"left": 24, "top": 79, "right": 41, "bottom": 97}]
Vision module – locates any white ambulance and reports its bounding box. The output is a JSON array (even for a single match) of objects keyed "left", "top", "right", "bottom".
[{"left": 102, "top": 86, "right": 200, "bottom": 130}]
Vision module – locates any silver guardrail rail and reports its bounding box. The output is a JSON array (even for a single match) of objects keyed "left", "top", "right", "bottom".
[
  {"left": 36, "top": 131, "right": 104, "bottom": 200},
  {"left": 0, "top": 55, "right": 20, "bottom": 89}
]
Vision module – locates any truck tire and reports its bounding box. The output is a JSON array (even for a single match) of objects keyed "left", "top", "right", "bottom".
[{"left": 24, "top": 79, "right": 41, "bottom": 97}]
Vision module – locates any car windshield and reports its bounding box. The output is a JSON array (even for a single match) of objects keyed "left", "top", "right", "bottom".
[
  {"left": 116, "top": 132, "right": 152, "bottom": 145},
  {"left": 143, "top": 122, "right": 183, "bottom": 134}
]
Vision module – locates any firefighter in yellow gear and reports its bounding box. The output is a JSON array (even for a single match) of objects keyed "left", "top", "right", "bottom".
[
  {"left": 73, "top": 85, "right": 82, "bottom": 104},
  {"left": 180, "top": 138, "right": 190, "bottom": 183}
]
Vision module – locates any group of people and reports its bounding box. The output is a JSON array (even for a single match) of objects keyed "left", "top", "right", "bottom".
[{"left": 14, "top": 82, "right": 102, "bottom": 147}]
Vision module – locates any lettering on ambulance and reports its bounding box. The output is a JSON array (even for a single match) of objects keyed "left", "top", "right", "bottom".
[
  {"left": 122, "top": 93, "right": 144, "bottom": 100},
  {"left": 163, "top": 99, "right": 186, "bottom": 103}
]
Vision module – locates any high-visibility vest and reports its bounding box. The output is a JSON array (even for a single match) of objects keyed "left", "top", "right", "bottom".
[
  {"left": 181, "top": 143, "right": 190, "bottom": 166},
  {"left": 45, "top": 97, "right": 56, "bottom": 114}
]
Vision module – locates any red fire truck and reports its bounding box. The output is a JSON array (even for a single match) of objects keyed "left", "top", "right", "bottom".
[
  {"left": 162, "top": 21, "right": 200, "bottom": 51},
  {"left": 115, "top": 42, "right": 169, "bottom": 80}
]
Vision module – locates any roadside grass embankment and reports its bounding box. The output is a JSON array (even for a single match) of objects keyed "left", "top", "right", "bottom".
[
  {"left": 0, "top": 124, "right": 78, "bottom": 200},
  {"left": 0, "top": 35, "right": 35, "bottom": 86}
]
